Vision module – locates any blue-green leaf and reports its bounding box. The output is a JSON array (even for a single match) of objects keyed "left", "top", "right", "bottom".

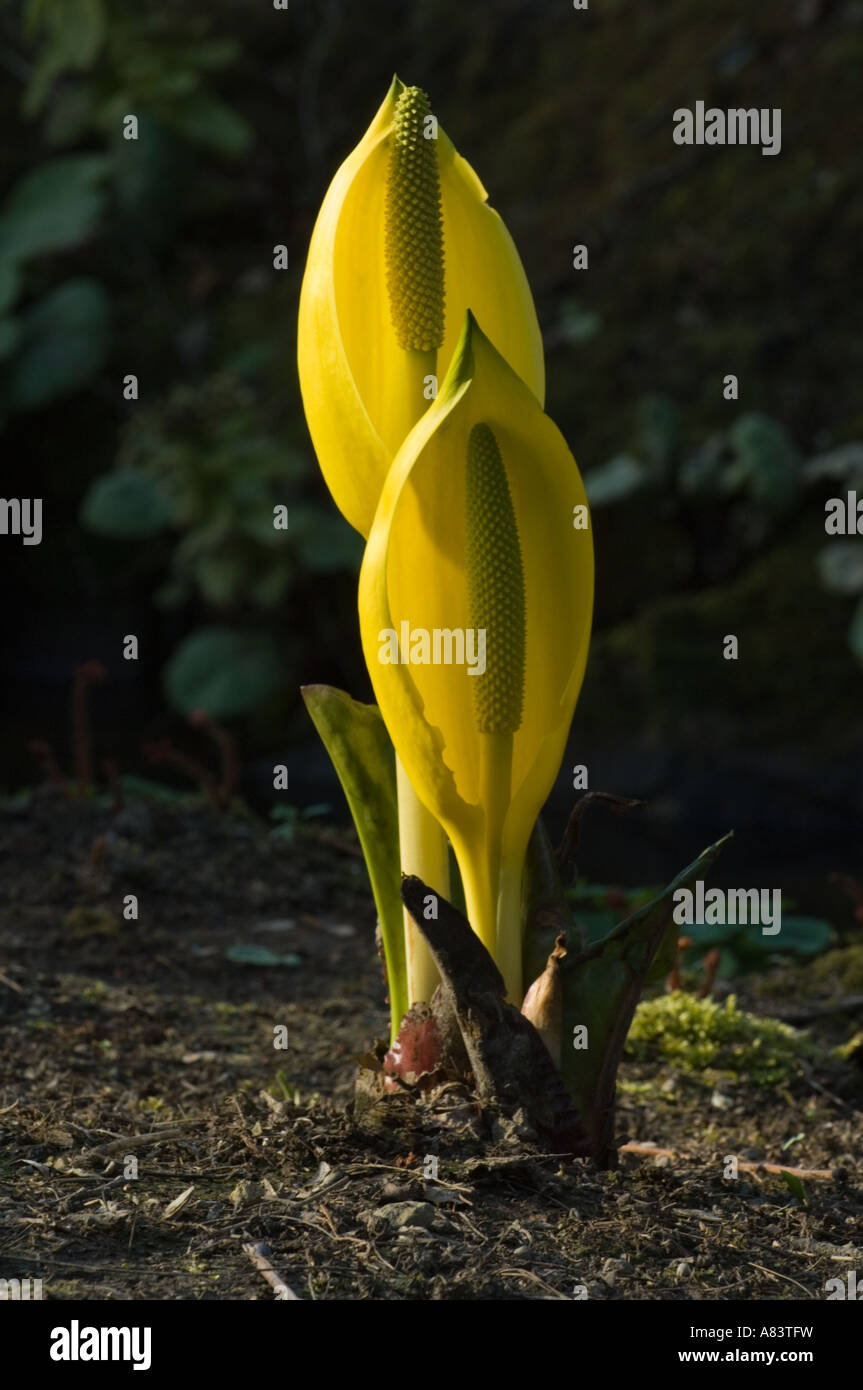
[
  {"left": 725, "top": 413, "right": 800, "bottom": 512},
  {"left": 585, "top": 453, "right": 646, "bottom": 507},
  {"left": 80, "top": 470, "right": 173, "bottom": 538},
  {"left": 5, "top": 278, "right": 109, "bottom": 410},
  {"left": 302, "top": 685, "right": 405, "bottom": 1039},
  {"left": 164, "top": 627, "right": 284, "bottom": 717},
  {"left": 0, "top": 155, "right": 110, "bottom": 261},
  {"left": 561, "top": 832, "right": 732, "bottom": 1161}
]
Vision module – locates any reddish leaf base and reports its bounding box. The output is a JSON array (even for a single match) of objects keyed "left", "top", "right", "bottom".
[
  {"left": 382, "top": 1006, "right": 444, "bottom": 1092},
  {"left": 375, "top": 878, "right": 594, "bottom": 1162}
]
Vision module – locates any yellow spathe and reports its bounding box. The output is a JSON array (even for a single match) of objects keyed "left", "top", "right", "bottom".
[
  {"left": 359, "top": 314, "right": 593, "bottom": 1001},
  {"left": 298, "top": 76, "right": 544, "bottom": 538}
]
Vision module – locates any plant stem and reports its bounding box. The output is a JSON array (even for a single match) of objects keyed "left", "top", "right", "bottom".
[
  {"left": 495, "top": 855, "right": 524, "bottom": 1005},
  {"left": 476, "top": 730, "right": 523, "bottom": 1003},
  {"left": 390, "top": 344, "right": 450, "bottom": 1013},
  {"left": 397, "top": 766, "right": 449, "bottom": 1007},
  {"left": 397, "top": 755, "right": 450, "bottom": 1006}
]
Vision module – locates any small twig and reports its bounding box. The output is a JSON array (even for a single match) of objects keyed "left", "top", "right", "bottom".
[
  {"left": 619, "top": 1141, "right": 836, "bottom": 1180},
  {"left": 144, "top": 738, "right": 221, "bottom": 808},
  {"left": 621, "top": 1142, "right": 691, "bottom": 1160},
  {"left": 60, "top": 1174, "right": 129, "bottom": 1214},
  {"left": 243, "top": 1242, "right": 300, "bottom": 1300},
  {"left": 86, "top": 1126, "right": 196, "bottom": 1160},
  {"left": 698, "top": 946, "right": 721, "bottom": 999},
  {"left": 497, "top": 1268, "right": 571, "bottom": 1299},
  {"left": 668, "top": 935, "right": 688, "bottom": 992},
  {"left": 669, "top": 940, "right": 720, "bottom": 996},
  {"left": 747, "top": 1262, "right": 814, "bottom": 1298},
  {"left": 0, "top": 970, "right": 24, "bottom": 995}
]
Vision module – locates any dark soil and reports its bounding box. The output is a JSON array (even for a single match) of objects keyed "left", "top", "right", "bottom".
[{"left": 1, "top": 788, "right": 861, "bottom": 1301}]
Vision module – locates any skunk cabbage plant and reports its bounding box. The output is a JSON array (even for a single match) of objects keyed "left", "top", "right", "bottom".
[{"left": 297, "top": 80, "right": 725, "bottom": 1164}]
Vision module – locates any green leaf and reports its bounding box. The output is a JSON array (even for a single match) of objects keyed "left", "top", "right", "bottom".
[
  {"left": 225, "top": 944, "right": 302, "bottom": 968},
  {"left": 679, "top": 920, "right": 747, "bottom": 953},
  {"left": 636, "top": 393, "right": 680, "bottom": 481},
  {"left": 165, "top": 92, "right": 253, "bottom": 158},
  {"left": 678, "top": 434, "right": 726, "bottom": 500},
  {"left": 804, "top": 443, "right": 863, "bottom": 485},
  {"left": 193, "top": 552, "right": 248, "bottom": 607},
  {"left": 164, "top": 627, "right": 284, "bottom": 718},
  {"left": 779, "top": 1170, "right": 808, "bottom": 1206},
  {"left": 247, "top": 563, "right": 292, "bottom": 609},
  {"left": 584, "top": 453, "right": 646, "bottom": 507},
  {"left": 769, "top": 914, "right": 834, "bottom": 955},
  {"left": 722, "top": 914, "right": 834, "bottom": 967},
  {"left": 22, "top": 0, "right": 106, "bottom": 114},
  {"left": 269, "top": 805, "right": 298, "bottom": 841},
  {"left": 817, "top": 542, "right": 863, "bottom": 597},
  {"left": 23, "top": 0, "right": 106, "bottom": 67},
  {"left": 4, "top": 278, "right": 110, "bottom": 410},
  {"left": 302, "top": 685, "right": 405, "bottom": 1039},
  {"left": 558, "top": 298, "right": 603, "bottom": 345},
  {"left": 79, "top": 470, "right": 173, "bottom": 538},
  {"left": 560, "top": 832, "right": 732, "bottom": 1163},
  {"left": 0, "top": 155, "right": 110, "bottom": 261},
  {"left": 522, "top": 815, "right": 568, "bottom": 985},
  {"left": 725, "top": 413, "right": 800, "bottom": 512},
  {"left": 112, "top": 119, "right": 193, "bottom": 246}
]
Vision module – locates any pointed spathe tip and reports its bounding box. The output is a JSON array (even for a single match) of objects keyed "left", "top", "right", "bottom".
[{"left": 440, "top": 310, "right": 477, "bottom": 395}]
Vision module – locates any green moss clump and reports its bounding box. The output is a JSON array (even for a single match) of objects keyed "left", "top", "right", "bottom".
[
  {"left": 811, "top": 945, "right": 863, "bottom": 993},
  {"left": 625, "top": 992, "right": 814, "bottom": 1087}
]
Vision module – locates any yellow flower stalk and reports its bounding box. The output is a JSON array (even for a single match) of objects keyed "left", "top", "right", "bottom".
[
  {"left": 359, "top": 312, "right": 594, "bottom": 1004},
  {"left": 298, "top": 78, "right": 545, "bottom": 1012},
  {"left": 297, "top": 75, "right": 544, "bottom": 540}
]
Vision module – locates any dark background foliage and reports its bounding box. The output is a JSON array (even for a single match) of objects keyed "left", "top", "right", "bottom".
[{"left": 2, "top": 0, "right": 861, "bottom": 904}]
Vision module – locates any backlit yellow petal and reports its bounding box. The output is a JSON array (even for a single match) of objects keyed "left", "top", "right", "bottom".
[
  {"left": 437, "top": 131, "right": 545, "bottom": 407},
  {"left": 359, "top": 314, "right": 592, "bottom": 873},
  {"left": 297, "top": 83, "right": 399, "bottom": 537},
  {"left": 298, "top": 80, "right": 545, "bottom": 537}
]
